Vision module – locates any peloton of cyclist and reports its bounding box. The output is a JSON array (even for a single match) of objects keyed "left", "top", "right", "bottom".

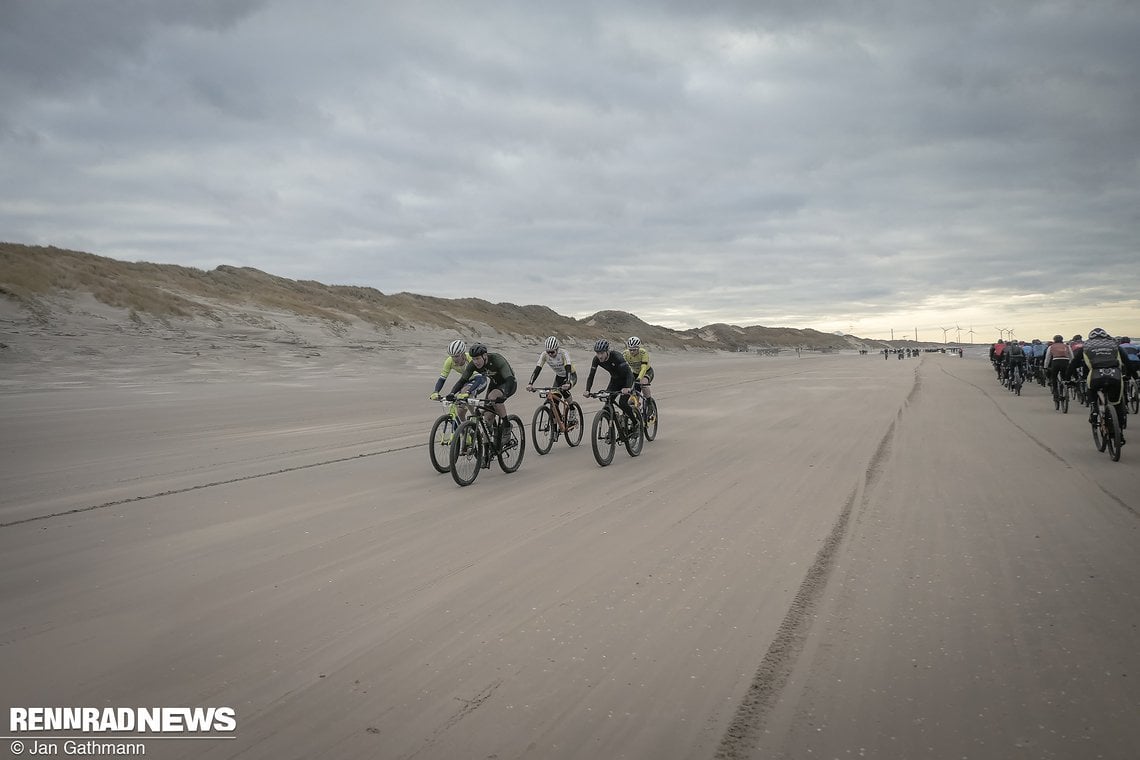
[
  {"left": 525, "top": 336, "right": 577, "bottom": 402},
  {"left": 1082, "top": 328, "right": 1128, "bottom": 443},
  {"left": 623, "top": 337, "right": 654, "bottom": 399},
  {"left": 585, "top": 339, "right": 637, "bottom": 429},
  {"left": 449, "top": 343, "right": 517, "bottom": 450}
]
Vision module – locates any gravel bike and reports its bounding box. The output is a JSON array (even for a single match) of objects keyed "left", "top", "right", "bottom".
[
  {"left": 448, "top": 396, "right": 526, "bottom": 486},
  {"left": 528, "top": 387, "right": 583, "bottom": 454},
  {"left": 585, "top": 390, "right": 643, "bottom": 466},
  {"left": 1090, "top": 388, "right": 1123, "bottom": 462}
]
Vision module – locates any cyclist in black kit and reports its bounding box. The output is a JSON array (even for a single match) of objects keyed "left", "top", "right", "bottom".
[{"left": 585, "top": 339, "right": 637, "bottom": 425}]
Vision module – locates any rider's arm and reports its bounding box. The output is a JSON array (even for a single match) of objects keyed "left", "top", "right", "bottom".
[
  {"left": 585, "top": 357, "right": 600, "bottom": 392},
  {"left": 433, "top": 356, "right": 456, "bottom": 394},
  {"left": 637, "top": 350, "right": 651, "bottom": 380},
  {"left": 528, "top": 365, "right": 542, "bottom": 385}
]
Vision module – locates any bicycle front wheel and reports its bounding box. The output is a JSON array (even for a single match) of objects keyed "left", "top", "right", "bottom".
[
  {"left": 642, "top": 398, "right": 658, "bottom": 441},
  {"left": 1105, "top": 404, "right": 1122, "bottom": 462},
  {"left": 623, "top": 412, "right": 644, "bottom": 457},
  {"left": 532, "top": 405, "right": 555, "bottom": 455},
  {"left": 1130, "top": 380, "right": 1139, "bottom": 415},
  {"left": 498, "top": 415, "right": 526, "bottom": 473},
  {"left": 450, "top": 421, "right": 482, "bottom": 486},
  {"left": 564, "top": 402, "right": 584, "bottom": 447},
  {"left": 591, "top": 409, "right": 615, "bottom": 466},
  {"left": 429, "top": 414, "right": 457, "bottom": 473}
]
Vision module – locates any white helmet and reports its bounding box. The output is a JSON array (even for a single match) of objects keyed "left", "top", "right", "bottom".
[
  {"left": 627, "top": 336, "right": 641, "bottom": 349},
  {"left": 448, "top": 339, "right": 467, "bottom": 357},
  {"left": 544, "top": 336, "right": 560, "bottom": 351}
]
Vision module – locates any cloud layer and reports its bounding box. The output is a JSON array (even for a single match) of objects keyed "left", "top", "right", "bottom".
[{"left": 3, "top": 0, "right": 1138, "bottom": 341}]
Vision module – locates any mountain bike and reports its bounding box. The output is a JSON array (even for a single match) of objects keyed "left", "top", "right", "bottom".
[
  {"left": 1090, "top": 388, "right": 1123, "bottom": 462},
  {"left": 528, "top": 387, "right": 583, "bottom": 454},
  {"left": 632, "top": 384, "right": 658, "bottom": 442},
  {"left": 448, "top": 397, "right": 526, "bottom": 486},
  {"left": 428, "top": 397, "right": 463, "bottom": 473},
  {"left": 1050, "top": 372, "right": 1069, "bottom": 413},
  {"left": 585, "top": 390, "right": 643, "bottom": 466}
]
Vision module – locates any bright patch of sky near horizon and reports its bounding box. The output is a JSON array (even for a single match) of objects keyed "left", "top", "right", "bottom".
[{"left": 1, "top": 0, "right": 1138, "bottom": 343}]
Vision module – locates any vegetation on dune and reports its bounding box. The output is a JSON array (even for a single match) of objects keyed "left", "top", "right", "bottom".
[{"left": 0, "top": 242, "right": 861, "bottom": 350}]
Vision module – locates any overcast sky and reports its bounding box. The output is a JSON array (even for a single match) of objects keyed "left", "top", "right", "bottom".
[{"left": 2, "top": 1, "right": 1138, "bottom": 342}]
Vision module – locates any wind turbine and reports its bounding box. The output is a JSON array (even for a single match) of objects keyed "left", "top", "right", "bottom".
[
  {"left": 968, "top": 325, "right": 976, "bottom": 344},
  {"left": 955, "top": 324, "right": 962, "bottom": 343},
  {"left": 940, "top": 326, "right": 952, "bottom": 344}
]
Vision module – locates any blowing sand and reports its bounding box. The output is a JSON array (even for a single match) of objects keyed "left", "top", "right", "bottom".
[{"left": 1, "top": 344, "right": 1138, "bottom": 760}]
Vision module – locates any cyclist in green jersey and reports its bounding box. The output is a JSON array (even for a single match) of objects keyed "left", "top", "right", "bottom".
[{"left": 450, "top": 344, "right": 517, "bottom": 450}]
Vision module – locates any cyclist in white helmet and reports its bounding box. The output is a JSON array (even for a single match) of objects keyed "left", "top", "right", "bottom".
[
  {"left": 623, "top": 336, "right": 654, "bottom": 399},
  {"left": 525, "top": 336, "right": 577, "bottom": 401}
]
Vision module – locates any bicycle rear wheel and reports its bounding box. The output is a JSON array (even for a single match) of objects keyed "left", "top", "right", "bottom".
[
  {"left": 1093, "top": 408, "right": 1108, "bottom": 453},
  {"left": 450, "top": 421, "right": 482, "bottom": 486},
  {"left": 591, "top": 409, "right": 616, "bottom": 466},
  {"left": 1105, "top": 404, "right": 1122, "bottom": 462},
  {"left": 1060, "top": 386, "right": 1069, "bottom": 413},
  {"left": 564, "top": 402, "right": 584, "bottom": 447},
  {"left": 429, "top": 414, "right": 457, "bottom": 473},
  {"left": 532, "top": 405, "right": 555, "bottom": 455},
  {"left": 642, "top": 397, "right": 658, "bottom": 441},
  {"left": 1129, "top": 380, "right": 1140, "bottom": 415},
  {"left": 497, "top": 415, "right": 526, "bottom": 473},
  {"left": 1052, "top": 381, "right": 1060, "bottom": 411}
]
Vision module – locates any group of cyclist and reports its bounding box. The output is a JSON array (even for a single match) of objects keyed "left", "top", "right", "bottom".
[
  {"left": 428, "top": 335, "right": 655, "bottom": 451},
  {"left": 990, "top": 330, "right": 1139, "bottom": 444}
]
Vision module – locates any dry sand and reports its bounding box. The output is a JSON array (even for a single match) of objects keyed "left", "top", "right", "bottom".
[{"left": 1, "top": 328, "right": 1139, "bottom": 760}]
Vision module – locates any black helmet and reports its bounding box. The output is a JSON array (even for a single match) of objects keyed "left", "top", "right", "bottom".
[
  {"left": 1053, "top": 335, "right": 1064, "bottom": 343},
  {"left": 469, "top": 343, "right": 488, "bottom": 358},
  {"left": 593, "top": 339, "right": 610, "bottom": 353}
]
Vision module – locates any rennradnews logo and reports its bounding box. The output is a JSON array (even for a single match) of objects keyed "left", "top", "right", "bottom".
[{"left": 10, "top": 707, "right": 236, "bottom": 733}]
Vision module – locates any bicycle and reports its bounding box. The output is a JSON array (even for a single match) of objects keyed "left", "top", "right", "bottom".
[
  {"left": 1007, "top": 363, "right": 1024, "bottom": 395},
  {"left": 1050, "top": 373, "right": 1069, "bottom": 414},
  {"left": 632, "top": 383, "right": 658, "bottom": 442},
  {"left": 585, "top": 390, "right": 643, "bottom": 466},
  {"left": 448, "top": 396, "right": 526, "bottom": 486},
  {"left": 528, "top": 387, "right": 584, "bottom": 454},
  {"left": 1090, "top": 388, "right": 1123, "bottom": 462},
  {"left": 428, "top": 397, "right": 463, "bottom": 473}
]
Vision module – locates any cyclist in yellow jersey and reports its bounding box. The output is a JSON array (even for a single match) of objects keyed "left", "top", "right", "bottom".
[{"left": 623, "top": 336, "right": 654, "bottom": 398}]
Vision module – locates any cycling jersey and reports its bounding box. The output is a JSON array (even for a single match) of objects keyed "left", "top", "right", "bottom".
[
  {"left": 433, "top": 352, "right": 472, "bottom": 394},
  {"left": 623, "top": 347, "right": 652, "bottom": 382},
  {"left": 452, "top": 353, "right": 516, "bottom": 396},
  {"left": 586, "top": 350, "right": 635, "bottom": 391},
  {"left": 528, "top": 347, "right": 574, "bottom": 385}
]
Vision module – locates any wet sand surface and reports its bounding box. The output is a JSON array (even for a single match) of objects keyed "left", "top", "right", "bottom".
[{"left": 1, "top": 351, "right": 1137, "bottom": 759}]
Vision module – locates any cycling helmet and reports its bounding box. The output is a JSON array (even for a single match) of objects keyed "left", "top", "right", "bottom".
[
  {"left": 593, "top": 339, "right": 610, "bottom": 353},
  {"left": 544, "top": 336, "right": 560, "bottom": 351},
  {"left": 448, "top": 339, "right": 467, "bottom": 357},
  {"left": 1072, "top": 335, "right": 1083, "bottom": 341},
  {"left": 469, "top": 343, "right": 488, "bottom": 358},
  {"left": 1089, "top": 328, "right": 1109, "bottom": 340},
  {"left": 627, "top": 336, "right": 641, "bottom": 349},
  {"left": 1054, "top": 335, "right": 1064, "bottom": 343}
]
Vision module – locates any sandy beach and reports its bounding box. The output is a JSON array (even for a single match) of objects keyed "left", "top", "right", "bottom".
[{"left": 1, "top": 346, "right": 1138, "bottom": 760}]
